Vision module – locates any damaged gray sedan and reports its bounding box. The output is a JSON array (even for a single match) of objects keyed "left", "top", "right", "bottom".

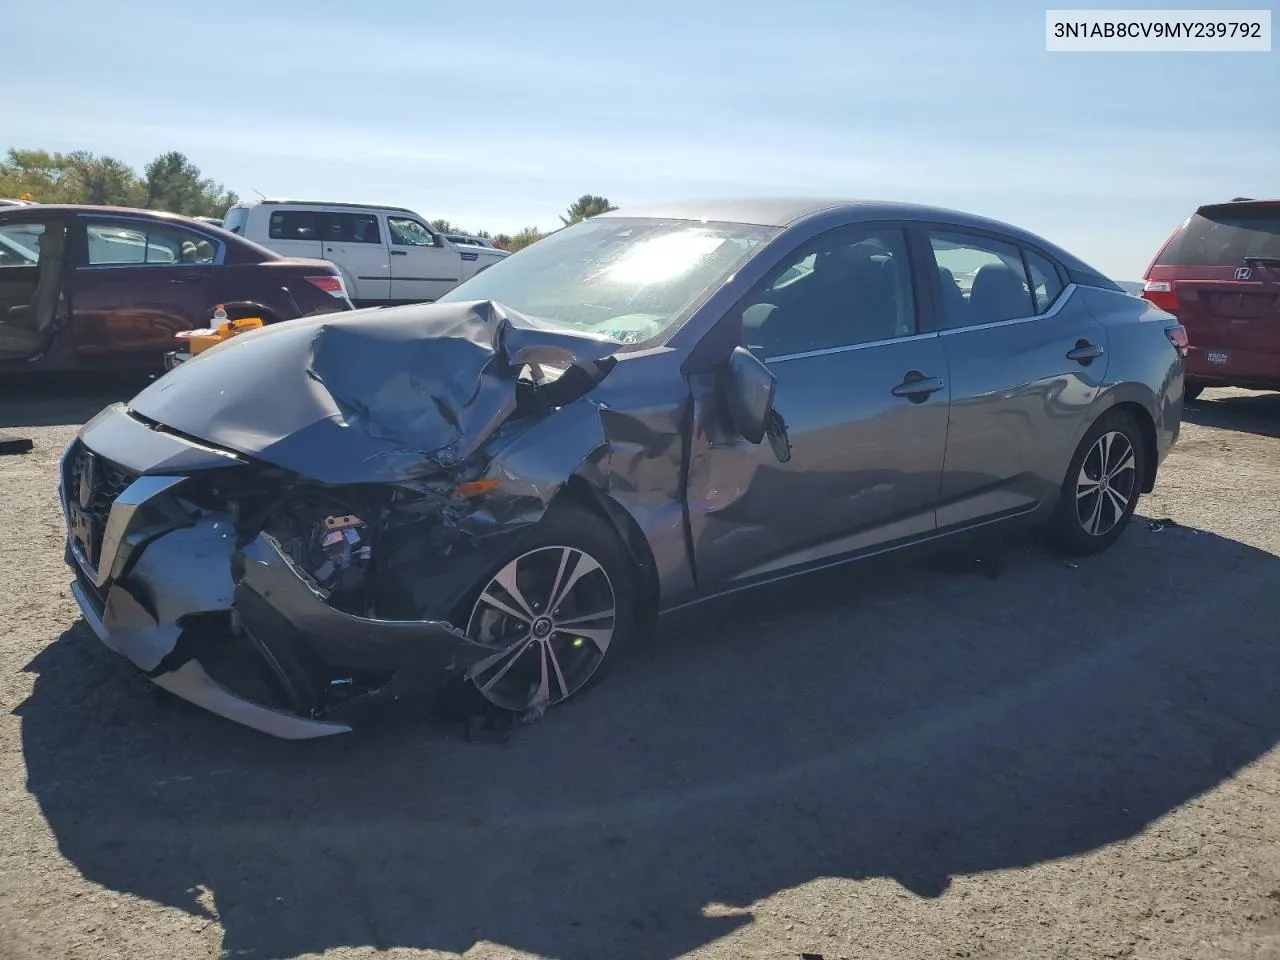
[{"left": 59, "top": 198, "right": 1186, "bottom": 738}]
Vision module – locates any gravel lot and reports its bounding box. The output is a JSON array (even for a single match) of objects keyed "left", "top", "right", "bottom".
[{"left": 2, "top": 379, "right": 1280, "bottom": 960}]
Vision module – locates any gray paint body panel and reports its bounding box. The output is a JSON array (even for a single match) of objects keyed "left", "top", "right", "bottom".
[{"left": 58, "top": 198, "right": 1185, "bottom": 737}]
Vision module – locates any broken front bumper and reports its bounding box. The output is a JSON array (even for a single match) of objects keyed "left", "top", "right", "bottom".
[{"left": 60, "top": 404, "right": 492, "bottom": 739}]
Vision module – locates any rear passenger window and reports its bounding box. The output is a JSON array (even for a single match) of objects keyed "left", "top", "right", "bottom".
[
  {"left": 928, "top": 233, "right": 1034, "bottom": 328},
  {"left": 322, "top": 213, "right": 381, "bottom": 244},
  {"left": 1024, "top": 249, "right": 1065, "bottom": 313},
  {"left": 269, "top": 211, "right": 320, "bottom": 241}
]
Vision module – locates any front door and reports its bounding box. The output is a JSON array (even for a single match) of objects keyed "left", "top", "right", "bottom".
[
  {"left": 386, "top": 216, "right": 461, "bottom": 302},
  {"left": 0, "top": 216, "right": 68, "bottom": 359},
  {"left": 688, "top": 225, "right": 951, "bottom": 591},
  {"left": 70, "top": 217, "right": 215, "bottom": 360},
  {"left": 922, "top": 228, "right": 1108, "bottom": 528}
]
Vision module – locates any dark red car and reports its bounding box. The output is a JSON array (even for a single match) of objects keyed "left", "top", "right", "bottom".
[
  {"left": 1142, "top": 198, "right": 1280, "bottom": 401},
  {"left": 0, "top": 205, "right": 352, "bottom": 372}
]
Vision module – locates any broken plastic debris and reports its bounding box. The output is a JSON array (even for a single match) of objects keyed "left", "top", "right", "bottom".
[
  {"left": 519, "top": 702, "right": 547, "bottom": 725},
  {"left": 1146, "top": 517, "right": 1178, "bottom": 532},
  {"left": 324, "top": 514, "right": 362, "bottom": 530}
]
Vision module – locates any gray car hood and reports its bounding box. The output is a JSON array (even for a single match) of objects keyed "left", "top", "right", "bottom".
[{"left": 128, "top": 300, "right": 619, "bottom": 484}]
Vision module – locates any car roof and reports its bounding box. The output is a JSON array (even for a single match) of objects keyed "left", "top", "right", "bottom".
[
  {"left": 602, "top": 197, "right": 1112, "bottom": 276},
  {"left": 237, "top": 199, "right": 419, "bottom": 215},
  {"left": 602, "top": 197, "right": 1046, "bottom": 234},
  {"left": 1198, "top": 198, "right": 1280, "bottom": 215},
  {"left": 0, "top": 203, "right": 215, "bottom": 225}
]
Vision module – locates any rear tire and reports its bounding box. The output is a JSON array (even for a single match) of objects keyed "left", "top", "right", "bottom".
[
  {"left": 1184, "top": 382, "right": 1205, "bottom": 403},
  {"left": 1047, "top": 409, "right": 1146, "bottom": 556}
]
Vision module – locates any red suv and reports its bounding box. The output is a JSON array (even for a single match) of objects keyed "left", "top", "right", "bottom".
[
  {"left": 0, "top": 205, "right": 352, "bottom": 373},
  {"left": 1142, "top": 198, "right": 1280, "bottom": 401}
]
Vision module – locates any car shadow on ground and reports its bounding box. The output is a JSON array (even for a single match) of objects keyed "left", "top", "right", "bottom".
[
  {"left": 1185, "top": 389, "right": 1280, "bottom": 439},
  {"left": 0, "top": 373, "right": 154, "bottom": 430},
  {"left": 16, "top": 517, "right": 1280, "bottom": 960}
]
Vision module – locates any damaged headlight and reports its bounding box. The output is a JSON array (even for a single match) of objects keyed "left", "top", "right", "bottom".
[{"left": 264, "top": 495, "right": 380, "bottom": 616}]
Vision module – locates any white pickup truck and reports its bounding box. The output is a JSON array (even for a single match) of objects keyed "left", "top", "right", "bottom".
[{"left": 222, "top": 199, "right": 508, "bottom": 308}]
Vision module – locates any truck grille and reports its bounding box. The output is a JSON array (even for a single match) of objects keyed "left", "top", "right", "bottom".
[{"left": 66, "top": 441, "right": 139, "bottom": 571}]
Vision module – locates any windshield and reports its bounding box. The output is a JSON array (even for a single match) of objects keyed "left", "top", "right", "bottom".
[{"left": 437, "top": 217, "right": 780, "bottom": 344}]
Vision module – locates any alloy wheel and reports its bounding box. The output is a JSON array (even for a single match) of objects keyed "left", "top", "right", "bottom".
[
  {"left": 1075, "top": 430, "right": 1137, "bottom": 537},
  {"left": 465, "top": 545, "right": 617, "bottom": 712}
]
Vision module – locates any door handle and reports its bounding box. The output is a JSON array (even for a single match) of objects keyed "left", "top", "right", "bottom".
[
  {"left": 891, "top": 371, "right": 945, "bottom": 402},
  {"left": 168, "top": 273, "right": 201, "bottom": 283},
  {"left": 390, "top": 250, "right": 408, "bottom": 256},
  {"left": 1067, "top": 340, "right": 1104, "bottom": 363}
]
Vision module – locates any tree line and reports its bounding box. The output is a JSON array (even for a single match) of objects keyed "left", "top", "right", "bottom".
[
  {"left": 0, "top": 148, "right": 616, "bottom": 252},
  {"left": 0, "top": 149, "right": 238, "bottom": 219},
  {"left": 435, "top": 194, "right": 617, "bottom": 251}
]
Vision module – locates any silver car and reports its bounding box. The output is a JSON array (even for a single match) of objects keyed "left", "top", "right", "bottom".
[{"left": 59, "top": 198, "right": 1186, "bottom": 738}]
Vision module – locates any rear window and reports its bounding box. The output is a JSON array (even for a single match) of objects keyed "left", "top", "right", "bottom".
[{"left": 1156, "top": 207, "right": 1280, "bottom": 267}]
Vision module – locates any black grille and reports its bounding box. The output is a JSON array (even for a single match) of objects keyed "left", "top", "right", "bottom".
[{"left": 67, "top": 441, "right": 139, "bottom": 571}]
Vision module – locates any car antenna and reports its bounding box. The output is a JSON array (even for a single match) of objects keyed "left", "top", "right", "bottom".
[{"left": 253, "top": 188, "right": 266, "bottom": 201}]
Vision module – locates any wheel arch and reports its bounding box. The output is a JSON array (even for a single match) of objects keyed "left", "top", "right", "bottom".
[
  {"left": 548, "top": 476, "right": 661, "bottom": 634},
  {"left": 1086, "top": 387, "right": 1160, "bottom": 493},
  {"left": 220, "top": 299, "right": 283, "bottom": 325}
]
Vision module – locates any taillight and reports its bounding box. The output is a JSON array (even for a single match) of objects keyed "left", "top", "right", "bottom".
[
  {"left": 306, "top": 274, "right": 347, "bottom": 298},
  {"left": 1142, "top": 279, "right": 1179, "bottom": 314},
  {"left": 1165, "top": 324, "right": 1189, "bottom": 357}
]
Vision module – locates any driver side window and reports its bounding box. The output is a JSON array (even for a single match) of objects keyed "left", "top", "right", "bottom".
[
  {"left": 387, "top": 217, "right": 438, "bottom": 247},
  {"left": 742, "top": 227, "right": 917, "bottom": 360}
]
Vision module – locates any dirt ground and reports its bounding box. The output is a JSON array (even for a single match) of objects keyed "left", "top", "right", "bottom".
[{"left": 2, "top": 380, "right": 1280, "bottom": 960}]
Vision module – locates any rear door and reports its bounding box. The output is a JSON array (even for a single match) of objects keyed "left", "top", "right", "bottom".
[
  {"left": 70, "top": 216, "right": 216, "bottom": 360},
  {"left": 1147, "top": 203, "right": 1280, "bottom": 385},
  {"left": 318, "top": 211, "right": 389, "bottom": 305},
  {"left": 921, "top": 227, "right": 1108, "bottom": 528},
  {"left": 386, "top": 215, "right": 462, "bottom": 302}
]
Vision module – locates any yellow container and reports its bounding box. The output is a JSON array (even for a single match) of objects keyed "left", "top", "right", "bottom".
[
  {"left": 188, "top": 332, "right": 224, "bottom": 355},
  {"left": 186, "top": 317, "right": 264, "bottom": 355}
]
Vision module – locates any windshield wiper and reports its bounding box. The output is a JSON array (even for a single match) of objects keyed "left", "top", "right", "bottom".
[{"left": 1244, "top": 256, "right": 1280, "bottom": 270}]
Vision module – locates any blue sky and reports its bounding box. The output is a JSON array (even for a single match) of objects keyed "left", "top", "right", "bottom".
[{"left": 5, "top": 0, "right": 1277, "bottom": 279}]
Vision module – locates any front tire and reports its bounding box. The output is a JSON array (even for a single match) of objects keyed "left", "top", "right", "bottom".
[
  {"left": 1048, "top": 410, "right": 1146, "bottom": 556},
  {"left": 461, "top": 505, "right": 637, "bottom": 713}
]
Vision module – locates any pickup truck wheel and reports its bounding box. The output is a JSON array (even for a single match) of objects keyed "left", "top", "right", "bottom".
[{"left": 1184, "top": 382, "right": 1205, "bottom": 402}]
